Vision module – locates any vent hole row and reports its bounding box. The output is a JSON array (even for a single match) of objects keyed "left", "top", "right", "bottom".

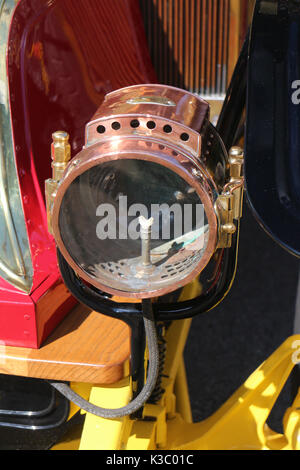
[
  {"left": 162, "top": 255, "right": 196, "bottom": 279},
  {"left": 100, "top": 263, "right": 125, "bottom": 277},
  {"left": 96, "top": 121, "right": 190, "bottom": 141}
]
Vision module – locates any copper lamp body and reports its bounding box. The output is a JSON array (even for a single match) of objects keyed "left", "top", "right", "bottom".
[{"left": 50, "top": 85, "right": 240, "bottom": 299}]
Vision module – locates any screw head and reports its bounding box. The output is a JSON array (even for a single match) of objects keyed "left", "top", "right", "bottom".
[
  {"left": 52, "top": 131, "right": 69, "bottom": 142},
  {"left": 192, "top": 168, "right": 202, "bottom": 178},
  {"left": 229, "top": 146, "right": 244, "bottom": 158},
  {"left": 222, "top": 223, "right": 236, "bottom": 235}
]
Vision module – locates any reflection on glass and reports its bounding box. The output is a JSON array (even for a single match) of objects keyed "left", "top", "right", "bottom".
[
  {"left": 59, "top": 159, "right": 209, "bottom": 293},
  {"left": 0, "top": 0, "right": 33, "bottom": 292}
]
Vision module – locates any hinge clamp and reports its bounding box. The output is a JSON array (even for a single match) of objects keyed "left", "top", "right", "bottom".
[{"left": 216, "top": 146, "right": 244, "bottom": 249}]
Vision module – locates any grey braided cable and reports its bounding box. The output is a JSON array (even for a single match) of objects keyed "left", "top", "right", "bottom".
[{"left": 49, "top": 299, "right": 159, "bottom": 419}]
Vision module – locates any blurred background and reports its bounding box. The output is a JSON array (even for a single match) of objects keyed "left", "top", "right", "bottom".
[{"left": 185, "top": 200, "right": 299, "bottom": 432}]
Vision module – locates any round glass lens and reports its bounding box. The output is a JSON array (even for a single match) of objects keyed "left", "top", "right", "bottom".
[{"left": 59, "top": 159, "right": 209, "bottom": 294}]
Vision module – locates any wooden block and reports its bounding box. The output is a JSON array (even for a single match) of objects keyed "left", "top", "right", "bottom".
[{"left": 0, "top": 304, "right": 131, "bottom": 384}]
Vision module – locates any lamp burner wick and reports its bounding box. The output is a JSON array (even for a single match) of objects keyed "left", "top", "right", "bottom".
[{"left": 139, "top": 216, "right": 154, "bottom": 267}]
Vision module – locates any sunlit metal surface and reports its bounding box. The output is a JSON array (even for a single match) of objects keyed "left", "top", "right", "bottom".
[
  {"left": 51, "top": 85, "right": 236, "bottom": 299},
  {"left": 0, "top": 0, "right": 33, "bottom": 292}
]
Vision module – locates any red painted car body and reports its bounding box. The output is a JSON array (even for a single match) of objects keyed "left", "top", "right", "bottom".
[{"left": 1, "top": 0, "right": 156, "bottom": 348}]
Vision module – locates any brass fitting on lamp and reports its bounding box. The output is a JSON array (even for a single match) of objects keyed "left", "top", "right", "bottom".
[
  {"left": 45, "top": 131, "right": 71, "bottom": 234},
  {"left": 216, "top": 146, "right": 244, "bottom": 248},
  {"left": 228, "top": 146, "right": 244, "bottom": 220},
  {"left": 48, "top": 85, "right": 245, "bottom": 299}
]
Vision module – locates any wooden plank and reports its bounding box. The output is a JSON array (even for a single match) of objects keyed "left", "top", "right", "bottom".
[
  {"left": 206, "top": 0, "right": 213, "bottom": 94},
  {"left": 200, "top": 0, "right": 206, "bottom": 94},
  {"left": 194, "top": 0, "right": 201, "bottom": 94},
  {"left": 173, "top": 0, "right": 179, "bottom": 85},
  {"left": 168, "top": 0, "right": 174, "bottom": 85},
  {"left": 189, "top": 0, "right": 195, "bottom": 92},
  {"left": 222, "top": 0, "right": 230, "bottom": 92},
  {"left": 216, "top": 0, "right": 225, "bottom": 95},
  {"left": 184, "top": 0, "right": 190, "bottom": 89},
  {"left": 211, "top": 0, "right": 218, "bottom": 93},
  {"left": 0, "top": 304, "right": 131, "bottom": 385},
  {"left": 178, "top": 0, "right": 184, "bottom": 88}
]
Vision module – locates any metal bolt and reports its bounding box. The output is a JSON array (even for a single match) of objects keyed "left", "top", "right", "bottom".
[
  {"left": 229, "top": 146, "right": 244, "bottom": 158},
  {"left": 139, "top": 216, "right": 154, "bottom": 267},
  {"left": 222, "top": 223, "right": 236, "bottom": 235}
]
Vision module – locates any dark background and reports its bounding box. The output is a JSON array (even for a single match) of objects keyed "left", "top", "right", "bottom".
[{"left": 185, "top": 201, "right": 299, "bottom": 431}]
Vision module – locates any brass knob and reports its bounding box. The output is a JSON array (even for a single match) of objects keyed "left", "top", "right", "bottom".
[
  {"left": 51, "top": 131, "right": 71, "bottom": 181},
  {"left": 46, "top": 131, "right": 71, "bottom": 234},
  {"left": 229, "top": 146, "right": 244, "bottom": 158},
  {"left": 222, "top": 223, "right": 237, "bottom": 235},
  {"left": 229, "top": 146, "right": 244, "bottom": 179}
]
